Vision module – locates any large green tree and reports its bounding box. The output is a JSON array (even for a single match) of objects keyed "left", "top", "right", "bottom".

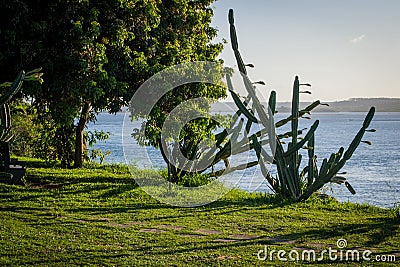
[
  {"left": 0, "top": 0, "right": 224, "bottom": 167},
  {"left": 132, "top": 1, "right": 226, "bottom": 182}
]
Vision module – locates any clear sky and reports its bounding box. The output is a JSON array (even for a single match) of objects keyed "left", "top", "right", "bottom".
[{"left": 210, "top": 0, "right": 400, "bottom": 101}]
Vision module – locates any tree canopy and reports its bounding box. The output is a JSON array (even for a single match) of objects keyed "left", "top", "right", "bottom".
[{"left": 0, "top": 0, "right": 225, "bottom": 167}]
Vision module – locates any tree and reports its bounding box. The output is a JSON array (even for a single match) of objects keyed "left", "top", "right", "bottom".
[
  {"left": 130, "top": 1, "right": 226, "bottom": 182},
  {"left": 0, "top": 0, "right": 224, "bottom": 167}
]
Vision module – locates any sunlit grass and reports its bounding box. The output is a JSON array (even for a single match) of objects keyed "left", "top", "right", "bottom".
[{"left": 0, "top": 158, "right": 398, "bottom": 266}]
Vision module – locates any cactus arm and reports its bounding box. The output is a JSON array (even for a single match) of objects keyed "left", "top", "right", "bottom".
[
  {"left": 5, "top": 104, "right": 11, "bottom": 129},
  {"left": 287, "top": 142, "right": 300, "bottom": 196},
  {"left": 228, "top": 9, "right": 238, "bottom": 50},
  {"left": 229, "top": 9, "right": 276, "bottom": 161},
  {"left": 0, "top": 105, "right": 10, "bottom": 129},
  {"left": 0, "top": 71, "right": 25, "bottom": 105},
  {"left": 227, "top": 74, "right": 258, "bottom": 123},
  {"left": 276, "top": 100, "right": 321, "bottom": 128},
  {"left": 267, "top": 107, "right": 277, "bottom": 155},
  {"left": 197, "top": 145, "right": 218, "bottom": 170},
  {"left": 228, "top": 9, "right": 272, "bottom": 130},
  {"left": 231, "top": 118, "right": 244, "bottom": 143},
  {"left": 284, "top": 120, "right": 319, "bottom": 157},
  {"left": 214, "top": 129, "right": 228, "bottom": 147},
  {"left": 211, "top": 117, "right": 246, "bottom": 165},
  {"left": 363, "top": 107, "right": 375, "bottom": 128},
  {"left": 298, "top": 107, "right": 375, "bottom": 201},
  {"left": 0, "top": 103, "right": 14, "bottom": 143},
  {"left": 345, "top": 181, "right": 356, "bottom": 195},
  {"left": 319, "top": 158, "right": 329, "bottom": 179},
  {"left": 241, "top": 75, "right": 272, "bottom": 128},
  {"left": 327, "top": 107, "right": 375, "bottom": 176},
  {"left": 251, "top": 135, "right": 279, "bottom": 192},
  {"left": 210, "top": 160, "right": 259, "bottom": 178},
  {"left": 291, "top": 76, "right": 300, "bottom": 149},
  {"left": 245, "top": 119, "right": 252, "bottom": 134},
  {"left": 229, "top": 89, "right": 258, "bottom": 123},
  {"left": 252, "top": 136, "right": 275, "bottom": 163},
  {"left": 342, "top": 107, "right": 375, "bottom": 160},
  {"left": 229, "top": 9, "right": 247, "bottom": 75},
  {"left": 307, "top": 134, "right": 315, "bottom": 186},
  {"left": 297, "top": 154, "right": 302, "bottom": 172},
  {"left": 275, "top": 140, "right": 297, "bottom": 198},
  {"left": 269, "top": 91, "right": 277, "bottom": 115}
]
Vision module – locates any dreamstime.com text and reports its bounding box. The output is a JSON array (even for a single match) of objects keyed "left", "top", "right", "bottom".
[{"left": 257, "top": 239, "right": 396, "bottom": 262}]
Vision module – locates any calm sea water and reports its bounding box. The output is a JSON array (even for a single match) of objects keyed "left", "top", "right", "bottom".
[{"left": 88, "top": 112, "right": 400, "bottom": 208}]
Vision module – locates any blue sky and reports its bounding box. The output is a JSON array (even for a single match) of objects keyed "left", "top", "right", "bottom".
[{"left": 210, "top": 0, "right": 400, "bottom": 101}]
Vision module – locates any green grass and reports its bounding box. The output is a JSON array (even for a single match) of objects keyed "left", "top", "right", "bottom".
[{"left": 0, "top": 158, "right": 399, "bottom": 266}]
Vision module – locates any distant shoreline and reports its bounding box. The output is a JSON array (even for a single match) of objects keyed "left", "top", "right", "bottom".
[{"left": 211, "top": 98, "right": 400, "bottom": 113}]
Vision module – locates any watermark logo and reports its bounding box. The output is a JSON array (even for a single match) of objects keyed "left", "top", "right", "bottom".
[
  {"left": 257, "top": 239, "right": 396, "bottom": 262},
  {"left": 336, "top": 238, "right": 347, "bottom": 249}
]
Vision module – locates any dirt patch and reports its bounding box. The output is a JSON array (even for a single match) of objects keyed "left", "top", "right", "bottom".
[
  {"left": 262, "top": 237, "right": 297, "bottom": 244},
  {"left": 392, "top": 252, "right": 400, "bottom": 260},
  {"left": 108, "top": 222, "right": 130, "bottom": 228},
  {"left": 292, "top": 246, "right": 312, "bottom": 251},
  {"left": 97, "top": 217, "right": 113, "bottom": 222},
  {"left": 108, "top": 221, "right": 144, "bottom": 228},
  {"left": 74, "top": 219, "right": 90, "bottom": 223},
  {"left": 179, "top": 234, "right": 204, "bottom": 238},
  {"left": 157, "top": 224, "right": 186, "bottom": 230},
  {"left": 139, "top": 228, "right": 166, "bottom": 233},
  {"left": 194, "top": 229, "right": 222, "bottom": 235},
  {"left": 127, "top": 221, "right": 145, "bottom": 225},
  {"left": 217, "top": 255, "right": 241, "bottom": 260},
  {"left": 213, "top": 239, "right": 238, "bottom": 243},
  {"left": 31, "top": 183, "right": 64, "bottom": 190},
  {"left": 229, "top": 234, "right": 259, "bottom": 240}
]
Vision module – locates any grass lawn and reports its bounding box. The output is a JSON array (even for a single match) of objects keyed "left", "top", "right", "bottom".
[{"left": 0, "top": 158, "right": 399, "bottom": 266}]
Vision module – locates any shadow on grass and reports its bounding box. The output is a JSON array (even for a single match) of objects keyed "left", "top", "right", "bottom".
[
  {"left": 25, "top": 173, "right": 137, "bottom": 185},
  {"left": 125, "top": 216, "right": 399, "bottom": 257},
  {"left": 3, "top": 162, "right": 398, "bottom": 251},
  {"left": 209, "top": 192, "right": 292, "bottom": 209},
  {"left": 256, "top": 216, "right": 399, "bottom": 248}
]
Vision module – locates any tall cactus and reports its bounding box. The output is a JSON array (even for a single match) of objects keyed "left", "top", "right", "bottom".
[
  {"left": 227, "top": 9, "right": 375, "bottom": 201},
  {"left": 150, "top": 9, "right": 375, "bottom": 202}
]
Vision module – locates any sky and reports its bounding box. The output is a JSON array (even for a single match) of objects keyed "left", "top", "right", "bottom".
[{"left": 210, "top": 0, "right": 400, "bottom": 101}]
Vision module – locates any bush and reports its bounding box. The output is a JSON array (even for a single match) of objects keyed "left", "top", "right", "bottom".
[
  {"left": 159, "top": 168, "right": 214, "bottom": 187},
  {"left": 9, "top": 100, "right": 58, "bottom": 160},
  {"left": 10, "top": 101, "right": 111, "bottom": 165}
]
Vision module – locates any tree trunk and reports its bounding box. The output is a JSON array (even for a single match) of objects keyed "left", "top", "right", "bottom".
[
  {"left": 159, "top": 139, "right": 180, "bottom": 184},
  {"left": 74, "top": 101, "right": 90, "bottom": 168}
]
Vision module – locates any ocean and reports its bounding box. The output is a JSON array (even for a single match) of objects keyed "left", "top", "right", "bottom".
[{"left": 88, "top": 111, "right": 400, "bottom": 208}]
